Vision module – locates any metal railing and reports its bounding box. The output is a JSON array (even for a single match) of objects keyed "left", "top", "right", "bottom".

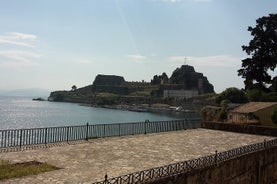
[
  {"left": 93, "top": 138, "right": 277, "bottom": 184},
  {"left": 0, "top": 119, "right": 201, "bottom": 148}
]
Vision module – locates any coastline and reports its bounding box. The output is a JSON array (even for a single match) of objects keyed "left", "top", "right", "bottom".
[{"left": 47, "top": 96, "right": 200, "bottom": 117}]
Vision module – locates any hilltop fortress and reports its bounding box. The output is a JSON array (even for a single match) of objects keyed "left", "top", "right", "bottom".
[{"left": 49, "top": 65, "right": 214, "bottom": 107}]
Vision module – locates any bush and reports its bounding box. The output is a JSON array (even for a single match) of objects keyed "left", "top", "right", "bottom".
[
  {"left": 201, "top": 106, "right": 221, "bottom": 122},
  {"left": 95, "top": 93, "right": 118, "bottom": 105},
  {"left": 218, "top": 110, "right": 227, "bottom": 122},
  {"left": 246, "top": 89, "right": 277, "bottom": 102}
]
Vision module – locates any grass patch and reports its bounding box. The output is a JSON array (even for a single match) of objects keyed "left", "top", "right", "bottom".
[{"left": 0, "top": 160, "right": 59, "bottom": 180}]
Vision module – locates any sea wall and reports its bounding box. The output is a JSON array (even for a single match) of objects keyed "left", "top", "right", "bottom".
[{"left": 150, "top": 145, "right": 277, "bottom": 184}]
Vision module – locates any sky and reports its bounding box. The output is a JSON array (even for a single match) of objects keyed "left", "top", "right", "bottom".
[{"left": 0, "top": 0, "right": 276, "bottom": 93}]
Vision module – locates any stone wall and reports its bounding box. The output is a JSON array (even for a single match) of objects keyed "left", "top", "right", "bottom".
[
  {"left": 150, "top": 145, "right": 277, "bottom": 184},
  {"left": 202, "top": 121, "right": 277, "bottom": 137},
  {"left": 163, "top": 89, "right": 199, "bottom": 100}
]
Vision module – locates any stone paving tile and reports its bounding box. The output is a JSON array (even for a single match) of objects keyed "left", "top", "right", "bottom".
[{"left": 0, "top": 128, "right": 274, "bottom": 184}]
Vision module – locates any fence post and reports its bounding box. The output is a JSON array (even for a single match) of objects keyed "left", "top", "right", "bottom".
[
  {"left": 86, "top": 123, "right": 89, "bottom": 141},
  {"left": 118, "top": 123, "right": 121, "bottom": 137},
  {"left": 145, "top": 120, "right": 149, "bottom": 134},
  {"left": 184, "top": 119, "right": 187, "bottom": 130},
  {"left": 44, "top": 128, "right": 48, "bottom": 146},
  {"left": 104, "top": 174, "right": 108, "bottom": 184},
  {"left": 67, "top": 126, "right": 69, "bottom": 143},
  {"left": 264, "top": 139, "right": 267, "bottom": 164},
  {"left": 19, "top": 129, "right": 22, "bottom": 149},
  {"left": 214, "top": 150, "right": 218, "bottom": 166},
  {"left": 132, "top": 123, "right": 134, "bottom": 135}
]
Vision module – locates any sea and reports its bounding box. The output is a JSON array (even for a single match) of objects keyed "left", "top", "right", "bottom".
[{"left": 0, "top": 96, "right": 195, "bottom": 130}]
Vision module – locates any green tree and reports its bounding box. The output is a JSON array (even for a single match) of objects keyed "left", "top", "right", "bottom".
[
  {"left": 246, "top": 89, "right": 261, "bottom": 101},
  {"left": 238, "top": 14, "right": 277, "bottom": 91},
  {"left": 215, "top": 87, "right": 248, "bottom": 104},
  {"left": 71, "top": 85, "right": 77, "bottom": 92}
]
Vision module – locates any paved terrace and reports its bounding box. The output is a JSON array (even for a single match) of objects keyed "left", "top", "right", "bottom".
[{"left": 0, "top": 128, "right": 275, "bottom": 184}]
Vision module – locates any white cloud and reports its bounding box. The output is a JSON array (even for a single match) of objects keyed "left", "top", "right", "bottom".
[
  {"left": 9, "top": 32, "right": 37, "bottom": 40},
  {"left": 168, "top": 55, "right": 242, "bottom": 67},
  {"left": 0, "top": 50, "right": 40, "bottom": 68},
  {"left": 0, "top": 32, "right": 38, "bottom": 47},
  {"left": 127, "top": 54, "right": 147, "bottom": 60}
]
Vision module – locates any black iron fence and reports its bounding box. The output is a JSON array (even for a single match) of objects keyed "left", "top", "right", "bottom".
[
  {"left": 93, "top": 138, "right": 277, "bottom": 184},
  {"left": 0, "top": 119, "right": 201, "bottom": 148}
]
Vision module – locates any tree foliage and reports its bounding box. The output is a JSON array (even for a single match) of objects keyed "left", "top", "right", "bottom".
[
  {"left": 238, "top": 14, "right": 277, "bottom": 90},
  {"left": 71, "top": 85, "right": 77, "bottom": 92},
  {"left": 215, "top": 87, "right": 248, "bottom": 104}
]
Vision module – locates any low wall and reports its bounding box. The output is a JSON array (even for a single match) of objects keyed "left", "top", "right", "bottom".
[
  {"left": 93, "top": 139, "right": 277, "bottom": 184},
  {"left": 202, "top": 121, "right": 277, "bottom": 137},
  {"left": 151, "top": 145, "right": 277, "bottom": 184}
]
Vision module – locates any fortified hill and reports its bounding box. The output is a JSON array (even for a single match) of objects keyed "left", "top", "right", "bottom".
[
  {"left": 168, "top": 65, "right": 214, "bottom": 94},
  {"left": 93, "top": 75, "right": 125, "bottom": 86},
  {"left": 92, "top": 75, "right": 129, "bottom": 95},
  {"left": 159, "top": 65, "right": 214, "bottom": 100},
  {"left": 48, "top": 65, "right": 215, "bottom": 107}
]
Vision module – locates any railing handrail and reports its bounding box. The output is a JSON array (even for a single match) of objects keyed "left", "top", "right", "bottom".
[
  {"left": 0, "top": 119, "right": 199, "bottom": 131},
  {"left": 0, "top": 119, "right": 202, "bottom": 149},
  {"left": 93, "top": 138, "right": 277, "bottom": 184}
]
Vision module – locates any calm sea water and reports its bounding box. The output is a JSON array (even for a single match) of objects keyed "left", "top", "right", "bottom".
[{"left": 0, "top": 96, "right": 192, "bottom": 130}]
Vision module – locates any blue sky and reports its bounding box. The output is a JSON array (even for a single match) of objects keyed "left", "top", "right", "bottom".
[{"left": 0, "top": 0, "right": 276, "bottom": 93}]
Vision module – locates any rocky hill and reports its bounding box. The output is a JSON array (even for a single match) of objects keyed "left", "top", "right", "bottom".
[
  {"left": 170, "top": 65, "right": 214, "bottom": 94},
  {"left": 93, "top": 75, "right": 125, "bottom": 86}
]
